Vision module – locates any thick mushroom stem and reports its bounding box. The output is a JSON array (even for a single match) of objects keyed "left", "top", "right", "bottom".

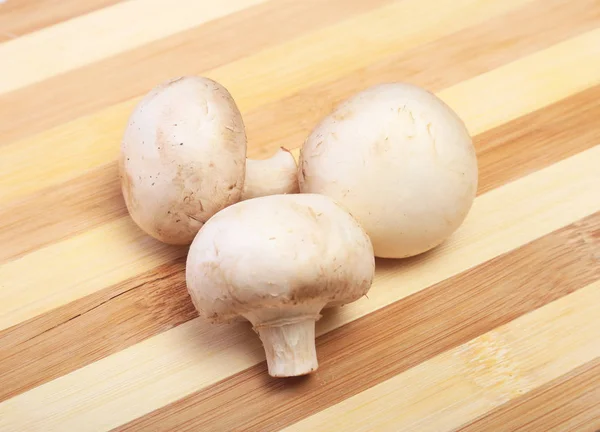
[
  {"left": 256, "top": 319, "right": 318, "bottom": 377},
  {"left": 241, "top": 148, "right": 300, "bottom": 200},
  {"left": 243, "top": 302, "right": 325, "bottom": 377}
]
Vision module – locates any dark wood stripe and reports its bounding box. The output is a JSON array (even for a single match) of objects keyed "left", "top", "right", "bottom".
[
  {"left": 475, "top": 83, "right": 600, "bottom": 194},
  {"left": 0, "top": 0, "right": 121, "bottom": 38},
  {"left": 0, "top": 256, "right": 192, "bottom": 402},
  {"left": 0, "top": 84, "right": 598, "bottom": 401},
  {"left": 2, "top": 81, "right": 599, "bottom": 264},
  {"left": 457, "top": 358, "right": 600, "bottom": 432},
  {"left": 0, "top": 0, "right": 393, "bottom": 146},
  {"left": 0, "top": 163, "right": 127, "bottom": 262},
  {"left": 118, "top": 213, "right": 600, "bottom": 432}
]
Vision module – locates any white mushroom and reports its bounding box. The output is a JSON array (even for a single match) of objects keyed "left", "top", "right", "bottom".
[
  {"left": 241, "top": 147, "right": 299, "bottom": 200},
  {"left": 119, "top": 76, "right": 298, "bottom": 245},
  {"left": 186, "top": 193, "right": 375, "bottom": 377},
  {"left": 298, "top": 83, "right": 478, "bottom": 258}
]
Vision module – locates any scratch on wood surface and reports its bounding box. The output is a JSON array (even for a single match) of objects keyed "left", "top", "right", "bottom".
[{"left": 454, "top": 331, "right": 534, "bottom": 404}]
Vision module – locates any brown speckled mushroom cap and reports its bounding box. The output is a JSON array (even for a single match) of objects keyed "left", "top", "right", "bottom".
[
  {"left": 119, "top": 76, "right": 246, "bottom": 245},
  {"left": 186, "top": 193, "right": 374, "bottom": 323},
  {"left": 185, "top": 193, "right": 375, "bottom": 377}
]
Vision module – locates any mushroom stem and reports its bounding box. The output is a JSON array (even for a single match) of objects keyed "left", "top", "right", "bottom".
[
  {"left": 241, "top": 148, "right": 300, "bottom": 200},
  {"left": 256, "top": 319, "right": 318, "bottom": 377}
]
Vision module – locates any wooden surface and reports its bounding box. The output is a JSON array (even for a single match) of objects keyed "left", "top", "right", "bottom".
[{"left": 1, "top": 0, "right": 599, "bottom": 430}]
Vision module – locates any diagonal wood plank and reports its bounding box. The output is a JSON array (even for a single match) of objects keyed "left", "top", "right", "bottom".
[
  {"left": 2, "top": 0, "right": 596, "bottom": 264},
  {"left": 0, "top": 217, "right": 186, "bottom": 332},
  {"left": 0, "top": 0, "right": 538, "bottom": 200},
  {"left": 1, "top": 0, "right": 598, "bottom": 429},
  {"left": 3, "top": 86, "right": 599, "bottom": 399},
  {"left": 242, "top": 0, "right": 600, "bottom": 157},
  {"left": 0, "top": 0, "right": 122, "bottom": 37},
  {"left": 458, "top": 358, "right": 600, "bottom": 432},
  {"left": 0, "top": 0, "right": 395, "bottom": 145},
  {"left": 1, "top": 84, "right": 599, "bottom": 401},
  {"left": 474, "top": 85, "right": 600, "bottom": 195},
  {"left": 0, "top": 147, "right": 598, "bottom": 430},
  {"left": 0, "top": 257, "right": 193, "bottom": 402},
  {"left": 0, "top": 0, "right": 268, "bottom": 94},
  {"left": 0, "top": 0, "right": 528, "bottom": 100},
  {"left": 281, "top": 282, "right": 600, "bottom": 432},
  {"left": 2, "top": 25, "right": 600, "bottom": 206},
  {"left": 2, "top": 30, "right": 600, "bottom": 331},
  {"left": 118, "top": 214, "right": 600, "bottom": 431}
]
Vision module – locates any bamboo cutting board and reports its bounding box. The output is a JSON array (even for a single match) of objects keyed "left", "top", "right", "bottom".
[{"left": 1, "top": 0, "right": 600, "bottom": 430}]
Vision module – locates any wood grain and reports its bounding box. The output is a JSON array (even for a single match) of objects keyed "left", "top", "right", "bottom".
[
  {"left": 3, "top": 79, "right": 598, "bottom": 266},
  {"left": 1, "top": 147, "right": 598, "bottom": 430},
  {"left": 0, "top": 0, "right": 599, "bottom": 430},
  {"left": 120, "top": 214, "right": 600, "bottom": 431},
  {"left": 0, "top": 0, "right": 394, "bottom": 145},
  {"left": 458, "top": 358, "right": 600, "bottom": 432},
  {"left": 0, "top": 0, "right": 122, "bottom": 37},
  {"left": 243, "top": 0, "right": 600, "bottom": 155},
  {"left": 9, "top": 28, "right": 599, "bottom": 330},
  {"left": 0, "top": 258, "right": 193, "bottom": 402},
  {"left": 0, "top": 0, "right": 538, "bottom": 204},
  {"left": 283, "top": 282, "right": 600, "bottom": 432},
  {"left": 0, "top": 216, "right": 185, "bottom": 331},
  {"left": 2, "top": 138, "right": 599, "bottom": 333},
  {"left": 1, "top": 87, "right": 599, "bottom": 401},
  {"left": 0, "top": 0, "right": 268, "bottom": 94},
  {"left": 3, "top": 24, "right": 600, "bottom": 208},
  {"left": 2, "top": 0, "right": 596, "bottom": 264}
]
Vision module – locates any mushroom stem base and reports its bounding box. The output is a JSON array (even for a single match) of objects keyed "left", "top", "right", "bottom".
[{"left": 257, "top": 320, "right": 318, "bottom": 377}]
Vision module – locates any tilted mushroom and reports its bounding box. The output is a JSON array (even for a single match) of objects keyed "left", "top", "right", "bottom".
[
  {"left": 298, "top": 82, "right": 478, "bottom": 258},
  {"left": 186, "top": 194, "right": 375, "bottom": 377},
  {"left": 119, "top": 76, "right": 298, "bottom": 245}
]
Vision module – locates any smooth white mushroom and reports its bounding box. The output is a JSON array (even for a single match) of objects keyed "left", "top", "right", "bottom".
[
  {"left": 186, "top": 193, "right": 375, "bottom": 377},
  {"left": 119, "top": 76, "right": 298, "bottom": 245},
  {"left": 241, "top": 147, "right": 299, "bottom": 200},
  {"left": 298, "top": 82, "right": 478, "bottom": 258}
]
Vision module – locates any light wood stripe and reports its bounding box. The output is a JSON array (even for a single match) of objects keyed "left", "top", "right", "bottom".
[
  {"left": 283, "top": 282, "right": 600, "bottom": 432},
  {"left": 2, "top": 0, "right": 594, "bottom": 264},
  {"left": 0, "top": 0, "right": 395, "bottom": 146},
  {"left": 439, "top": 28, "right": 600, "bottom": 136},
  {"left": 2, "top": 85, "right": 598, "bottom": 401},
  {"left": 0, "top": 257, "right": 193, "bottom": 402},
  {"left": 205, "top": 0, "right": 533, "bottom": 119},
  {"left": 118, "top": 213, "right": 600, "bottom": 431},
  {"left": 0, "top": 0, "right": 526, "bottom": 117},
  {"left": 0, "top": 0, "right": 268, "bottom": 95},
  {"left": 0, "top": 164, "right": 127, "bottom": 263},
  {"left": 1, "top": 148, "right": 598, "bottom": 430},
  {"left": 0, "top": 217, "right": 185, "bottom": 331},
  {"left": 459, "top": 359, "right": 600, "bottom": 432},
  {"left": 0, "top": 0, "right": 122, "bottom": 37},
  {"left": 3, "top": 25, "right": 599, "bottom": 206}
]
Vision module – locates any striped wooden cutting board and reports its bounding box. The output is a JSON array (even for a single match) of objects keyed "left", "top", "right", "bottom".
[{"left": 1, "top": 0, "right": 599, "bottom": 430}]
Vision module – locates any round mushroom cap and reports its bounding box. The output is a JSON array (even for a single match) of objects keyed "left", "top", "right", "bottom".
[
  {"left": 298, "top": 83, "right": 478, "bottom": 258},
  {"left": 186, "top": 194, "right": 375, "bottom": 323},
  {"left": 119, "top": 76, "right": 246, "bottom": 245}
]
